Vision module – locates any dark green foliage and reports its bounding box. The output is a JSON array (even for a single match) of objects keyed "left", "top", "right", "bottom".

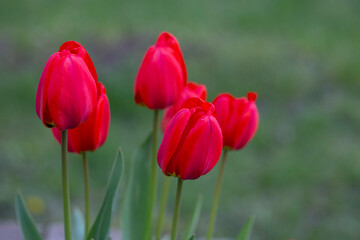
[
  {"left": 237, "top": 215, "right": 255, "bottom": 240},
  {"left": 86, "top": 149, "right": 124, "bottom": 240},
  {"left": 121, "top": 134, "right": 152, "bottom": 240},
  {"left": 15, "top": 193, "right": 43, "bottom": 240}
]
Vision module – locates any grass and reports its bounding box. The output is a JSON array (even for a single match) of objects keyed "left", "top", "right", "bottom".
[{"left": 0, "top": 0, "right": 360, "bottom": 239}]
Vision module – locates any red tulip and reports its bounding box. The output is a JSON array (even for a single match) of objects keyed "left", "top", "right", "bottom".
[
  {"left": 157, "top": 97, "right": 223, "bottom": 180},
  {"left": 161, "top": 82, "right": 207, "bottom": 131},
  {"left": 52, "top": 82, "right": 110, "bottom": 153},
  {"left": 212, "top": 92, "right": 259, "bottom": 150},
  {"left": 36, "top": 41, "right": 97, "bottom": 130},
  {"left": 134, "top": 32, "right": 187, "bottom": 109}
]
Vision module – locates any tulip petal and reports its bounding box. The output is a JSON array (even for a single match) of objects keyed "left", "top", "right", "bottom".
[
  {"left": 51, "top": 127, "right": 61, "bottom": 144},
  {"left": 47, "top": 54, "right": 97, "bottom": 130},
  {"left": 202, "top": 117, "right": 223, "bottom": 175},
  {"left": 156, "top": 32, "right": 187, "bottom": 83},
  {"left": 157, "top": 109, "right": 191, "bottom": 176},
  {"left": 59, "top": 41, "right": 98, "bottom": 82},
  {"left": 94, "top": 88, "right": 110, "bottom": 148},
  {"left": 135, "top": 46, "right": 184, "bottom": 109},
  {"left": 35, "top": 53, "right": 59, "bottom": 127},
  {"left": 234, "top": 105, "right": 259, "bottom": 149},
  {"left": 176, "top": 115, "right": 222, "bottom": 180}
]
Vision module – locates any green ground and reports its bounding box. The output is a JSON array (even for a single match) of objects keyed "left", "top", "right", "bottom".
[{"left": 1, "top": 0, "right": 360, "bottom": 239}]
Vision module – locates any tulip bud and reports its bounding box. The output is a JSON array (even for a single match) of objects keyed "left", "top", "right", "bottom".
[
  {"left": 134, "top": 32, "right": 187, "bottom": 109},
  {"left": 212, "top": 92, "right": 259, "bottom": 150},
  {"left": 36, "top": 41, "right": 98, "bottom": 130},
  {"left": 161, "top": 82, "right": 207, "bottom": 131},
  {"left": 52, "top": 82, "right": 110, "bottom": 153},
  {"left": 157, "top": 98, "right": 223, "bottom": 180}
]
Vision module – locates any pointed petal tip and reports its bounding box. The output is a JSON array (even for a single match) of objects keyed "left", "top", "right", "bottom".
[{"left": 247, "top": 92, "right": 257, "bottom": 102}]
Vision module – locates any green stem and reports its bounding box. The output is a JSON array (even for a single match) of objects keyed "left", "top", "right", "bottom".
[
  {"left": 145, "top": 110, "right": 159, "bottom": 239},
  {"left": 156, "top": 176, "right": 171, "bottom": 240},
  {"left": 206, "top": 149, "right": 229, "bottom": 240},
  {"left": 171, "top": 178, "right": 183, "bottom": 240},
  {"left": 61, "top": 130, "right": 72, "bottom": 240},
  {"left": 82, "top": 152, "right": 90, "bottom": 236}
]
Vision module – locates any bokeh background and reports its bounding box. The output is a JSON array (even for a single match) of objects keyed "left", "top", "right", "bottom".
[{"left": 1, "top": 0, "right": 360, "bottom": 239}]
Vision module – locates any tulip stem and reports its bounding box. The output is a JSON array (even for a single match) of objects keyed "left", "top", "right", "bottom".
[
  {"left": 206, "top": 149, "right": 229, "bottom": 240},
  {"left": 61, "top": 130, "right": 72, "bottom": 240},
  {"left": 171, "top": 178, "right": 183, "bottom": 240},
  {"left": 145, "top": 110, "right": 160, "bottom": 239},
  {"left": 156, "top": 176, "right": 171, "bottom": 240},
  {"left": 82, "top": 152, "right": 90, "bottom": 236}
]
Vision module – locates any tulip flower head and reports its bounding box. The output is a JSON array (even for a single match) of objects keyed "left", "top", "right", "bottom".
[
  {"left": 52, "top": 82, "right": 110, "bottom": 153},
  {"left": 36, "top": 41, "right": 98, "bottom": 130},
  {"left": 134, "top": 32, "right": 187, "bottom": 109},
  {"left": 161, "top": 82, "right": 207, "bottom": 131},
  {"left": 157, "top": 98, "right": 223, "bottom": 180},
  {"left": 213, "top": 92, "right": 259, "bottom": 150}
]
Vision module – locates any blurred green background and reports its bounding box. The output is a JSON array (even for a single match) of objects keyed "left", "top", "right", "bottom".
[{"left": 1, "top": 0, "right": 360, "bottom": 239}]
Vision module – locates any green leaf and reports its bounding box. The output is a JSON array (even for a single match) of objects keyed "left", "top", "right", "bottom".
[
  {"left": 72, "top": 208, "right": 85, "bottom": 240},
  {"left": 121, "top": 133, "right": 152, "bottom": 240},
  {"left": 236, "top": 215, "right": 255, "bottom": 240},
  {"left": 86, "top": 148, "right": 125, "bottom": 240},
  {"left": 15, "top": 193, "right": 43, "bottom": 240},
  {"left": 182, "top": 195, "right": 203, "bottom": 240},
  {"left": 188, "top": 235, "right": 195, "bottom": 240}
]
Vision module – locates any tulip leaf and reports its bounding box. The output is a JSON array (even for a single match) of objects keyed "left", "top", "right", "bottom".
[
  {"left": 72, "top": 208, "right": 85, "bottom": 240},
  {"left": 15, "top": 192, "right": 43, "bottom": 240},
  {"left": 86, "top": 148, "right": 124, "bottom": 240},
  {"left": 121, "top": 133, "right": 152, "bottom": 240},
  {"left": 236, "top": 215, "right": 255, "bottom": 240},
  {"left": 182, "top": 195, "right": 203, "bottom": 240}
]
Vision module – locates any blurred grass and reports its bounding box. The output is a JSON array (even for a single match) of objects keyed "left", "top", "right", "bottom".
[{"left": 0, "top": 0, "right": 360, "bottom": 239}]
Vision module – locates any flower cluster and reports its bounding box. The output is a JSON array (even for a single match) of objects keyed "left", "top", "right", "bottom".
[
  {"left": 134, "top": 32, "right": 259, "bottom": 180},
  {"left": 133, "top": 32, "right": 259, "bottom": 239},
  {"left": 27, "top": 32, "right": 259, "bottom": 240}
]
